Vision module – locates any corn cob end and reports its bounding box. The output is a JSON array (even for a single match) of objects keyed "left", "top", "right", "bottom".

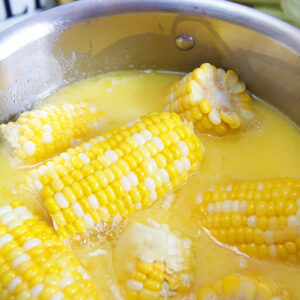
[{"left": 167, "top": 63, "right": 254, "bottom": 136}]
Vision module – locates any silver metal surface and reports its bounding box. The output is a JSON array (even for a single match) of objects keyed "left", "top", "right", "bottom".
[
  {"left": 175, "top": 34, "right": 195, "bottom": 51},
  {"left": 0, "top": 0, "right": 299, "bottom": 124}
]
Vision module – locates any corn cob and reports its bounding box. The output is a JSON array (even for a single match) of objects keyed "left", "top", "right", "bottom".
[
  {"left": 30, "top": 112, "right": 204, "bottom": 239},
  {"left": 0, "top": 201, "right": 101, "bottom": 300},
  {"left": 0, "top": 103, "right": 103, "bottom": 164},
  {"left": 197, "top": 274, "right": 292, "bottom": 300},
  {"left": 196, "top": 177, "right": 300, "bottom": 262},
  {"left": 115, "top": 219, "right": 194, "bottom": 300},
  {"left": 167, "top": 63, "right": 254, "bottom": 136}
]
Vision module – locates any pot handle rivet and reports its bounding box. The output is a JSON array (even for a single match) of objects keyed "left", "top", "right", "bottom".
[{"left": 175, "top": 34, "right": 195, "bottom": 50}]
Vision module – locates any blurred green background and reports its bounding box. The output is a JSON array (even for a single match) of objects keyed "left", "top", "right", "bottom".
[
  {"left": 231, "top": 0, "right": 300, "bottom": 27},
  {"left": 0, "top": 0, "right": 299, "bottom": 32},
  {"left": 58, "top": 0, "right": 300, "bottom": 28}
]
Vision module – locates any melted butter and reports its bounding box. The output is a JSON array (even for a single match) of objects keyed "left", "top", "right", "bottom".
[{"left": 0, "top": 71, "right": 299, "bottom": 299}]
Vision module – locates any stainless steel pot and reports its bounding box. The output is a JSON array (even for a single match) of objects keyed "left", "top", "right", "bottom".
[{"left": 0, "top": 0, "right": 299, "bottom": 124}]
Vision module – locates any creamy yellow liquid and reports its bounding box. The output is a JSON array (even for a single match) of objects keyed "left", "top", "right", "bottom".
[{"left": 0, "top": 71, "right": 299, "bottom": 299}]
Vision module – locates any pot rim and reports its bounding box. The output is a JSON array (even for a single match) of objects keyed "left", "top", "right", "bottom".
[{"left": 0, "top": 0, "right": 299, "bottom": 61}]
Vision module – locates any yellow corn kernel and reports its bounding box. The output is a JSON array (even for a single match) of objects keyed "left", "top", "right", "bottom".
[
  {"left": 197, "top": 274, "right": 291, "bottom": 300},
  {"left": 151, "top": 271, "right": 165, "bottom": 283},
  {"left": 133, "top": 272, "right": 147, "bottom": 282},
  {"left": 144, "top": 279, "right": 161, "bottom": 291},
  {"left": 0, "top": 203, "right": 101, "bottom": 299},
  {"left": 30, "top": 112, "right": 204, "bottom": 239},
  {"left": 200, "top": 100, "right": 212, "bottom": 114},
  {"left": 137, "top": 262, "right": 154, "bottom": 275},
  {"left": 139, "top": 289, "right": 160, "bottom": 300},
  {"left": 196, "top": 177, "right": 300, "bottom": 262},
  {"left": 197, "top": 286, "right": 217, "bottom": 300},
  {"left": 0, "top": 103, "right": 103, "bottom": 165},
  {"left": 116, "top": 221, "right": 194, "bottom": 299},
  {"left": 167, "top": 63, "right": 254, "bottom": 136}
]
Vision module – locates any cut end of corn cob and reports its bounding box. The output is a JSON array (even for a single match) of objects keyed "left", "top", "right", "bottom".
[
  {"left": 30, "top": 112, "right": 204, "bottom": 240},
  {"left": 197, "top": 273, "right": 292, "bottom": 300},
  {"left": 114, "top": 219, "right": 194, "bottom": 299},
  {"left": 0, "top": 103, "right": 104, "bottom": 164},
  {"left": 0, "top": 201, "right": 101, "bottom": 300},
  {"left": 167, "top": 63, "right": 254, "bottom": 136},
  {"left": 196, "top": 177, "right": 300, "bottom": 262}
]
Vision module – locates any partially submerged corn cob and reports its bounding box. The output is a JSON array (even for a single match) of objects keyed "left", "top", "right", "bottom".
[
  {"left": 197, "top": 273, "right": 292, "bottom": 300},
  {"left": 114, "top": 220, "right": 194, "bottom": 299},
  {"left": 196, "top": 177, "right": 300, "bottom": 262},
  {"left": 0, "top": 201, "right": 101, "bottom": 300},
  {"left": 30, "top": 112, "right": 204, "bottom": 239},
  {"left": 0, "top": 103, "right": 103, "bottom": 164},
  {"left": 167, "top": 63, "right": 254, "bottom": 136}
]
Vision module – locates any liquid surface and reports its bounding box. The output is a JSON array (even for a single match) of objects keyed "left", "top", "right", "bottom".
[{"left": 0, "top": 71, "right": 299, "bottom": 299}]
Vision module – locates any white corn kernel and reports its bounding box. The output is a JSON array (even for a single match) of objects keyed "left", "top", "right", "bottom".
[
  {"left": 265, "top": 230, "right": 275, "bottom": 244},
  {"left": 50, "top": 292, "right": 64, "bottom": 300},
  {"left": 127, "top": 172, "right": 139, "bottom": 187},
  {"left": 83, "top": 214, "right": 95, "bottom": 228},
  {"left": 127, "top": 280, "right": 143, "bottom": 291},
  {"left": 208, "top": 108, "right": 221, "bottom": 125},
  {"left": 12, "top": 253, "right": 30, "bottom": 268},
  {"left": 240, "top": 201, "right": 248, "bottom": 214},
  {"left": 105, "top": 150, "right": 118, "bottom": 163},
  {"left": 222, "top": 200, "right": 232, "bottom": 213},
  {"left": 181, "top": 157, "right": 191, "bottom": 170},
  {"left": 257, "top": 182, "right": 264, "bottom": 190},
  {"left": 232, "top": 201, "right": 239, "bottom": 212},
  {"left": 83, "top": 142, "right": 92, "bottom": 150},
  {"left": 158, "top": 168, "right": 170, "bottom": 183},
  {"left": 177, "top": 141, "right": 189, "bottom": 156},
  {"left": 140, "top": 129, "right": 152, "bottom": 140},
  {"left": 174, "top": 160, "right": 184, "bottom": 173},
  {"left": 215, "top": 201, "right": 222, "bottom": 213},
  {"left": 288, "top": 216, "right": 299, "bottom": 227},
  {"left": 207, "top": 203, "right": 214, "bottom": 214},
  {"left": 78, "top": 153, "right": 90, "bottom": 164},
  {"left": 133, "top": 133, "right": 146, "bottom": 146},
  {"left": 55, "top": 193, "right": 69, "bottom": 208},
  {"left": 23, "top": 141, "right": 36, "bottom": 156},
  {"left": 88, "top": 194, "right": 99, "bottom": 210},
  {"left": 42, "top": 132, "right": 53, "bottom": 144},
  {"left": 31, "top": 284, "right": 44, "bottom": 298},
  {"left": 60, "top": 278, "right": 75, "bottom": 288},
  {"left": 61, "top": 153, "right": 71, "bottom": 161},
  {"left": 247, "top": 216, "right": 257, "bottom": 228},
  {"left": 145, "top": 177, "right": 156, "bottom": 192},
  {"left": 72, "top": 203, "right": 84, "bottom": 218},
  {"left": 23, "top": 238, "right": 42, "bottom": 251},
  {"left": 0, "top": 234, "right": 13, "bottom": 249},
  {"left": 42, "top": 124, "right": 53, "bottom": 132},
  {"left": 0, "top": 205, "right": 12, "bottom": 217},
  {"left": 1, "top": 213, "right": 18, "bottom": 225},
  {"left": 195, "top": 193, "right": 203, "bottom": 204},
  {"left": 151, "top": 137, "right": 164, "bottom": 151},
  {"left": 120, "top": 176, "right": 131, "bottom": 192},
  {"left": 8, "top": 277, "right": 22, "bottom": 293}
]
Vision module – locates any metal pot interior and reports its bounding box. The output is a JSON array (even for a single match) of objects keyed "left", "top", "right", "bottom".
[{"left": 0, "top": 0, "right": 299, "bottom": 124}]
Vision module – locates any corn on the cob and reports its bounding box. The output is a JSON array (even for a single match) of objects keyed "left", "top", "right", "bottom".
[
  {"left": 0, "top": 103, "right": 103, "bottom": 164},
  {"left": 167, "top": 63, "right": 254, "bottom": 136},
  {"left": 114, "top": 219, "right": 194, "bottom": 300},
  {"left": 196, "top": 177, "right": 300, "bottom": 262},
  {"left": 197, "top": 274, "right": 292, "bottom": 300},
  {"left": 30, "top": 112, "right": 204, "bottom": 239},
  {"left": 0, "top": 201, "right": 101, "bottom": 300}
]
